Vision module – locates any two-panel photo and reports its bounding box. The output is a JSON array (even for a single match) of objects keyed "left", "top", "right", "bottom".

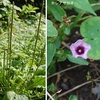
[{"left": 0, "top": 0, "right": 100, "bottom": 100}]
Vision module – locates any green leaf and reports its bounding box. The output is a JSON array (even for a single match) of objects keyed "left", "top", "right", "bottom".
[
  {"left": 80, "top": 17, "right": 100, "bottom": 59},
  {"left": 81, "top": 17, "right": 100, "bottom": 38},
  {"left": 2, "top": 0, "right": 10, "bottom": 6},
  {"left": 33, "top": 76, "right": 45, "bottom": 87},
  {"left": 47, "top": 60, "right": 56, "bottom": 75},
  {"left": 47, "top": 20, "right": 58, "bottom": 37},
  {"left": 47, "top": 83, "right": 55, "bottom": 92},
  {"left": 47, "top": 42, "right": 56, "bottom": 67},
  {"left": 35, "top": 65, "right": 45, "bottom": 75},
  {"left": 64, "top": 27, "right": 70, "bottom": 35},
  {"left": 69, "top": 95, "right": 78, "bottom": 100},
  {"left": 47, "top": 0, "right": 66, "bottom": 22},
  {"left": 55, "top": 36, "right": 61, "bottom": 49},
  {"left": 55, "top": 49, "right": 67, "bottom": 62},
  {"left": 84, "top": 38, "right": 100, "bottom": 60},
  {"left": 53, "top": 95, "right": 57, "bottom": 100},
  {"left": 14, "top": 5, "right": 21, "bottom": 11},
  {"left": 3, "top": 91, "right": 29, "bottom": 100},
  {"left": 58, "top": 0, "right": 96, "bottom": 15},
  {"left": 67, "top": 54, "right": 89, "bottom": 65}
]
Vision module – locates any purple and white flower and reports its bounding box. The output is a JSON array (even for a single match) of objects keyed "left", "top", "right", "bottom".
[{"left": 69, "top": 39, "right": 91, "bottom": 59}]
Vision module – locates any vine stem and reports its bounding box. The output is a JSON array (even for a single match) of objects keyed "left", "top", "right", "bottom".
[
  {"left": 48, "top": 65, "right": 81, "bottom": 79},
  {"left": 58, "top": 76, "right": 100, "bottom": 98}
]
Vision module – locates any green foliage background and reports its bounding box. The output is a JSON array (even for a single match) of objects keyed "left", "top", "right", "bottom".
[{"left": 0, "top": 0, "right": 45, "bottom": 100}]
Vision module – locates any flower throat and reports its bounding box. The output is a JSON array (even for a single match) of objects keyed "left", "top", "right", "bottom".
[{"left": 76, "top": 46, "right": 84, "bottom": 55}]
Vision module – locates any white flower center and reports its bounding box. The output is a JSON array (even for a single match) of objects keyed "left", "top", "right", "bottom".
[{"left": 78, "top": 49, "right": 82, "bottom": 53}]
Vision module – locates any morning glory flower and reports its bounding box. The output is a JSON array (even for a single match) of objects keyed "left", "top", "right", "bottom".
[{"left": 69, "top": 39, "right": 91, "bottom": 59}]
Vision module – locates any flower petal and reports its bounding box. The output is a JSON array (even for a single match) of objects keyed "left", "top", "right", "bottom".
[
  {"left": 70, "top": 39, "right": 91, "bottom": 59},
  {"left": 82, "top": 41, "right": 91, "bottom": 49},
  {"left": 72, "top": 39, "right": 84, "bottom": 47}
]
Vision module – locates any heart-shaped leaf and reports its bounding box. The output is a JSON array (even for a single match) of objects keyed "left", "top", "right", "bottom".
[
  {"left": 80, "top": 17, "right": 100, "bottom": 39},
  {"left": 80, "top": 17, "right": 100, "bottom": 59}
]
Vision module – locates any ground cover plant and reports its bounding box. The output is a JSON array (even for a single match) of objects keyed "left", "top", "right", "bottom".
[
  {"left": 47, "top": 0, "right": 100, "bottom": 100},
  {"left": 0, "top": 0, "right": 45, "bottom": 100}
]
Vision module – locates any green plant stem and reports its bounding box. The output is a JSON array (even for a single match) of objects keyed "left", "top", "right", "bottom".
[
  {"left": 78, "top": 16, "right": 92, "bottom": 22},
  {"left": 27, "top": 41, "right": 45, "bottom": 90},
  {"left": 69, "top": 4, "right": 98, "bottom": 30},
  {"left": 91, "top": 3, "right": 100, "bottom": 6},
  {"left": 69, "top": 1, "right": 100, "bottom": 29},
  {"left": 7, "top": 2, "right": 14, "bottom": 87},
  {"left": 70, "top": 11, "right": 85, "bottom": 29},
  {"left": 31, "top": 0, "right": 44, "bottom": 66},
  {"left": 27, "top": 0, "right": 45, "bottom": 88},
  {"left": 8, "top": 2, "right": 14, "bottom": 67},
  {"left": 37, "top": 44, "right": 45, "bottom": 66},
  {"left": 3, "top": 50, "right": 6, "bottom": 83}
]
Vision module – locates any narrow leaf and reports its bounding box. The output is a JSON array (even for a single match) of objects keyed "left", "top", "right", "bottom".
[
  {"left": 47, "top": 42, "right": 56, "bottom": 67},
  {"left": 47, "top": 20, "right": 58, "bottom": 37},
  {"left": 47, "top": 0, "right": 66, "bottom": 22},
  {"left": 67, "top": 54, "right": 89, "bottom": 65},
  {"left": 58, "top": 0, "right": 96, "bottom": 15}
]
